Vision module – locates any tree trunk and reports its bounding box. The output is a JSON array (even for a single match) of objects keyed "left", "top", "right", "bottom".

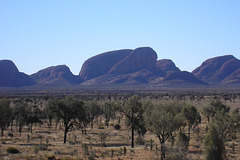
[
  {"left": 161, "top": 143, "right": 165, "bottom": 160},
  {"left": 1, "top": 128, "right": 4, "bottom": 137},
  {"left": 63, "top": 124, "right": 68, "bottom": 143},
  {"left": 11, "top": 121, "right": 13, "bottom": 132},
  {"left": 30, "top": 123, "right": 33, "bottom": 133},
  {"left": 131, "top": 127, "right": 134, "bottom": 148},
  {"left": 19, "top": 124, "right": 22, "bottom": 136},
  {"left": 55, "top": 120, "right": 58, "bottom": 129},
  {"left": 158, "top": 135, "right": 166, "bottom": 160},
  {"left": 49, "top": 118, "right": 52, "bottom": 129},
  {"left": 91, "top": 120, "right": 93, "bottom": 129},
  {"left": 16, "top": 121, "right": 18, "bottom": 131},
  {"left": 188, "top": 125, "right": 191, "bottom": 139}
]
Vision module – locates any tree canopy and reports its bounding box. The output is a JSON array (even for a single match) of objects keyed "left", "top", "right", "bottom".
[
  {"left": 47, "top": 96, "right": 85, "bottom": 143},
  {"left": 0, "top": 99, "right": 12, "bottom": 136},
  {"left": 144, "top": 102, "right": 184, "bottom": 160}
]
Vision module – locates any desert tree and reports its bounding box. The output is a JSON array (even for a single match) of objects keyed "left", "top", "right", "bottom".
[
  {"left": 176, "top": 130, "right": 189, "bottom": 153},
  {"left": 43, "top": 101, "right": 55, "bottom": 129},
  {"left": 144, "top": 102, "right": 184, "bottom": 160},
  {"left": 211, "top": 101, "right": 230, "bottom": 114},
  {"left": 211, "top": 109, "right": 239, "bottom": 140},
  {"left": 228, "top": 108, "right": 240, "bottom": 139},
  {"left": 202, "top": 101, "right": 230, "bottom": 124},
  {"left": 14, "top": 101, "right": 30, "bottom": 135},
  {"left": 202, "top": 105, "right": 214, "bottom": 124},
  {"left": 204, "top": 123, "right": 225, "bottom": 160},
  {"left": 84, "top": 101, "right": 101, "bottom": 129},
  {"left": 26, "top": 113, "right": 41, "bottom": 133},
  {"left": 0, "top": 99, "right": 12, "bottom": 136},
  {"left": 135, "top": 116, "right": 147, "bottom": 138},
  {"left": 109, "top": 101, "right": 120, "bottom": 125},
  {"left": 102, "top": 101, "right": 115, "bottom": 127},
  {"left": 182, "top": 105, "right": 201, "bottom": 139},
  {"left": 26, "top": 105, "right": 42, "bottom": 133},
  {"left": 48, "top": 96, "right": 85, "bottom": 143},
  {"left": 26, "top": 115, "right": 41, "bottom": 133},
  {"left": 120, "top": 95, "right": 145, "bottom": 148},
  {"left": 203, "top": 108, "right": 240, "bottom": 159}
]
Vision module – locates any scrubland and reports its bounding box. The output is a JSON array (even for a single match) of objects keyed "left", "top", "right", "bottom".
[{"left": 0, "top": 92, "right": 239, "bottom": 160}]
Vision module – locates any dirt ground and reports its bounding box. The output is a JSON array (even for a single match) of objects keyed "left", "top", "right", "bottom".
[
  {"left": 0, "top": 117, "right": 239, "bottom": 160},
  {"left": 0, "top": 96, "right": 240, "bottom": 160}
]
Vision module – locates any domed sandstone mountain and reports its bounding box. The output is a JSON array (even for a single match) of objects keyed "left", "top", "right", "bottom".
[
  {"left": 31, "top": 65, "right": 82, "bottom": 86},
  {"left": 192, "top": 55, "right": 240, "bottom": 84},
  {"left": 0, "top": 60, "right": 34, "bottom": 87}
]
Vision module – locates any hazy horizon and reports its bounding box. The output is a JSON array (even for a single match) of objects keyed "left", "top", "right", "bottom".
[{"left": 1, "top": 1, "right": 240, "bottom": 75}]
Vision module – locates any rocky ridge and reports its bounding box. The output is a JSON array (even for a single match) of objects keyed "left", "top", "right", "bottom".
[
  {"left": 1, "top": 47, "right": 240, "bottom": 88},
  {"left": 31, "top": 65, "right": 82, "bottom": 86},
  {"left": 0, "top": 60, "right": 35, "bottom": 87},
  {"left": 192, "top": 55, "right": 240, "bottom": 84}
]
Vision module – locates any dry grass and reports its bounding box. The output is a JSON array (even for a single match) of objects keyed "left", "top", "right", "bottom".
[{"left": 0, "top": 97, "right": 239, "bottom": 160}]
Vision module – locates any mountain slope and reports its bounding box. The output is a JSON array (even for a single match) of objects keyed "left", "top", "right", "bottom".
[
  {"left": 31, "top": 65, "right": 82, "bottom": 86},
  {"left": 2, "top": 49, "right": 240, "bottom": 88},
  {"left": 0, "top": 60, "right": 35, "bottom": 87},
  {"left": 192, "top": 55, "right": 240, "bottom": 84},
  {"left": 109, "top": 47, "right": 160, "bottom": 75},
  {"left": 157, "top": 59, "right": 180, "bottom": 74},
  {"left": 81, "top": 47, "right": 165, "bottom": 85},
  {"left": 79, "top": 49, "right": 132, "bottom": 81}
]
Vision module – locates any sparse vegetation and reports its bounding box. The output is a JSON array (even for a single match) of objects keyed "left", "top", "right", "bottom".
[
  {"left": 0, "top": 91, "right": 239, "bottom": 160},
  {"left": 6, "top": 147, "right": 19, "bottom": 154}
]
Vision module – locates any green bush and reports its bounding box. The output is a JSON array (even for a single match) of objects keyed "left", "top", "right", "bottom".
[
  {"left": 38, "top": 144, "right": 48, "bottom": 151},
  {"left": 8, "top": 132, "right": 14, "bottom": 138},
  {"left": 82, "top": 143, "right": 89, "bottom": 155},
  {"left": 135, "top": 137, "right": 145, "bottom": 145},
  {"left": 176, "top": 131, "right": 189, "bottom": 152},
  {"left": 6, "top": 147, "right": 19, "bottom": 154},
  {"left": 204, "top": 125, "right": 225, "bottom": 160},
  {"left": 98, "top": 125, "right": 105, "bottom": 129},
  {"left": 114, "top": 124, "right": 121, "bottom": 130},
  {"left": 166, "top": 149, "right": 187, "bottom": 160},
  {"left": 47, "top": 155, "right": 56, "bottom": 160}
]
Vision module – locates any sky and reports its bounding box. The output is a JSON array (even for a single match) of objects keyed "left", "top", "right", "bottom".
[{"left": 1, "top": 0, "right": 240, "bottom": 75}]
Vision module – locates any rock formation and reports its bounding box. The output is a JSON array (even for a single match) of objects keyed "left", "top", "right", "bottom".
[
  {"left": 79, "top": 49, "right": 132, "bottom": 81},
  {"left": 109, "top": 47, "right": 158, "bottom": 75},
  {"left": 2, "top": 48, "right": 240, "bottom": 88},
  {"left": 0, "top": 60, "right": 34, "bottom": 87},
  {"left": 192, "top": 55, "right": 240, "bottom": 84},
  {"left": 31, "top": 65, "right": 82, "bottom": 85},
  {"left": 157, "top": 59, "right": 180, "bottom": 74}
]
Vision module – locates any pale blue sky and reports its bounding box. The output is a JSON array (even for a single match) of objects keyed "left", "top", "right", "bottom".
[{"left": 1, "top": 0, "right": 240, "bottom": 75}]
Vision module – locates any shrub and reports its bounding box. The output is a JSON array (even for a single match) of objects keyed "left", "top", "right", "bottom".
[
  {"left": 88, "top": 150, "right": 96, "bottom": 160},
  {"left": 99, "top": 132, "right": 107, "bottom": 146},
  {"left": 35, "top": 144, "right": 48, "bottom": 151},
  {"left": 149, "top": 139, "right": 154, "bottom": 151},
  {"left": 69, "top": 140, "right": 75, "bottom": 145},
  {"left": 82, "top": 143, "right": 89, "bottom": 155},
  {"left": 204, "top": 125, "right": 225, "bottom": 160},
  {"left": 114, "top": 124, "right": 121, "bottom": 130},
  {"left": 47, "top": 155, "right": 56, "bottom": 160},
  {"left": 8, "top": 132, "right": 14, "bottom": 138},
  {"left": 166, "top": 149, "right": 187, "bottom": 160},
  {"left": 98, "top": 125, "right": 105, "bottom": 129},
  {"left": 135, "top": 137, "right": 145, "bottom": 145},
  {"left": 6, "top": 147, "right": 19, "bottom": 154},
  {"left": 176, "top": 131, "right": 189, "bottom": 152}
]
